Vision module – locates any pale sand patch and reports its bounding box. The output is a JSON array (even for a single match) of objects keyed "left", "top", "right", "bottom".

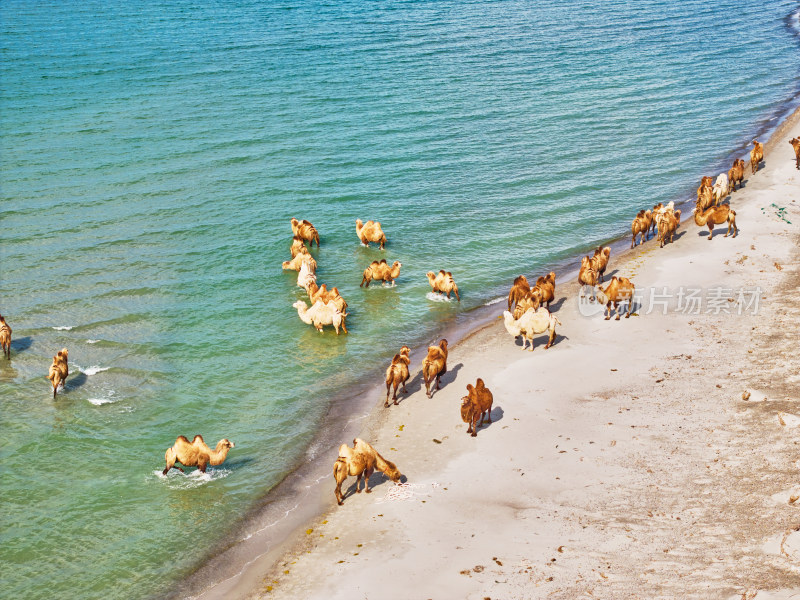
[{"left": 195, "top": 110, "right": 800, "bottom": 600}]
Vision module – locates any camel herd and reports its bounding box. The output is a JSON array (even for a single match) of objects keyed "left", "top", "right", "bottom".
[
  {"left": 0, "top": 136, "right": 788, "bottom": 500},
  {"left": 283, "top": 218, "right": 461, "bottom": 335}
]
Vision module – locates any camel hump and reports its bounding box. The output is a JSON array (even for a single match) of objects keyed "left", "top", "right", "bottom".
[
  {"left": 391, "top": 353, "right": 401, "bottom": 364},
  {"left": 376, "top": 221, "right": 381, "bottom": 227},
  {"left": 446, "top": 271, "right": 453, "bottom": 277},
  {"left": 176, "top": 435, "right": 190, "bottom": 444},
  {"left": 192, "top": 434, "right": 205, "bottom": 444},
  {"left": 380, "top": 258, "right": 387, "bottom": 264},
  {"left": 476, "top": 378, "right": 485, "bottom": 389}
]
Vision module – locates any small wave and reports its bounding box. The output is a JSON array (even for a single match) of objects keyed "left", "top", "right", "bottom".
[
  {"left": 426, "top": 292, "right": 453, "bottom": 303},
  {"left": 484, "top": 296, "right": 505, "bottom": 306},
  {"left": 52, "top": 326, "right": 74, "bottom": 331},
  {"left": 86, "top": 339, "right": 100, "bottom": 344},
  {"left": 88, "top": 390, "right": 117, "bottom": 405},
  {"left": 78, "top": 365, "right": 111, "bottom": 376},
  {"left": 153, "top": 467, "right": 231, "bottom": 488}
]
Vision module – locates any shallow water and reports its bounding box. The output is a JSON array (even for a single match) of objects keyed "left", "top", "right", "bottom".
[{"left": 1, "top": 1, "right": 799, "bottom": 598}]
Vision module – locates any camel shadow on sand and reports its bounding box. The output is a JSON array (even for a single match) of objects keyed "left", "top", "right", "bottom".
[
  {"left": 547, "top": 296, "right": 567, "bottom": 313},
  {"left": 513, "top": 333, "right": 566, "bottom": 351},
  {"left": 398, "top": 362, "right": 463, "bottom": 403},
  {"left": 340, "top": 471, "right": 408, "bottom": 504}
]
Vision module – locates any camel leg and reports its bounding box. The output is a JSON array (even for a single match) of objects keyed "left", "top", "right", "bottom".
[
  {"left": 604, "top": 303, "right": 611, "bottom": 320},
  {"left": 335, "top": 480, "right": 344, "bottom": 505},
  {"left": 385, "top": 383, "right": 391, "bottom": 408},
  {"left": 615, "top": 302, "right": 621, "bottom": 320},
  {"left": 707, "top": 224, "right": 714, "bottom": 240},
  {"left": 626, "top": 299, "right": 633, "bottom": 318},
  {"left": 546, "top": 327, "right": 555, "bottom": 349},
  {"left": 529, "top": 337, "right": 535, "bottom": 352},
  {"left": 435, "top": 374, "right": 441, "bottom": 391},
  {"left": 454, "top": 288, "right": 460, "bottom": 302},
  {"left": 355, "top": 472, "right": 363, "bottom": 493},
  {"left": 341, "top": 318, "right": 347, "bottom": 334},
  {"left": 364, "top": 467, "right": 374, "bottom": 493},
  {"left": 401, "top": 378, "right": 408, "bottom": 394}
]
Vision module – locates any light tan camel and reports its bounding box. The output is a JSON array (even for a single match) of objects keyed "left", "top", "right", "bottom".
[
  {"left": 507, "top": 275, "right": 531, "bottom": 311},
  {"left": 282, "top": 246, "right": 317, "bottom": 272},
  {"left": 290, "top": 218, "right": 320, "bottom": 247},
  {"left": 649, "top": 203, "right": 663, "bottom": 236},
  {"left": 426, "top": 270, "right": 460, "bottom": 301},
  {"left": 293, "top": 299, "right": 348, "bottom": 334},
  {"left": 631, "top": 209, "right": 652, "bottom": 247},
  {"left": 333, "top": 438, "right": 402, "bottom": 505},
  {"left": 422, "top": 339, "right": 448, "bottom": 398},
  {"left": 307, "top": 282, "right": 347, "bottom": 312},
  {"left": 296, "top": 260, "right": 317, "bottom": 291},
  {"left": 790, "top": 137, "right": 800, "bottom": 170},
  {"left": 162, "top": 435, "right": 234, "bottom": 475},
  {"left": 596, "top": 276, "right": 636, "bottom": 320},
  {"left": 657, "top": 209, "right": 681, "bottom": 248},
  {"left": 384, "top": 346, "right": 410, "bottom": 407},
  {"left": 360, "top": 259, "right": 402, "bottom": 287},
  {"left": 590, "top": 247, "right": 611, "bottom": 282},
  {"left": 355, "top": 219, "right": 387, "bottom": 249},
  {"left": 712, "top": 173, "right": 729, "bottom": 205},
  {"left": 750, "top": 139, "right": 764, "bottom": 174},
  {"left": 728, "top": 159, "right": 745, "bottom": 191},
  {"left": 461, "top": 378, "right": 494, "bottom": 437},
  {"left": 692, "top": 204, "right": 737, "bottom": 240},
  {"left": 46, "top": 348, "right": 69, "bottom": 397},
  {"left": 578, "top": 255, "right": 600, "bottom": 301},
  {"left": 502, "top": 308, "right": 560, "bottom": 351},
  {"left": 0, "top": 314, "right": 11, "bottom": 359}
]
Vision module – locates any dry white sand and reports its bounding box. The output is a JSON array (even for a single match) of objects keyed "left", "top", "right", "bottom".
[{"left": 197, "top": 108, "right": 800, "bottom": 600}]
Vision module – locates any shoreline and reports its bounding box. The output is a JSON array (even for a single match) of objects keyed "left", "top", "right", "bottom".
[{"left": 174, "top": 98, "right": 800, "bottom": 600}]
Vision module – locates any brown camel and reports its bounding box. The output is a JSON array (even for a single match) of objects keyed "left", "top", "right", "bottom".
[
  {"left": 163, "top": 435, "right": 234, "bottom": 475},
  {"left": 355, "top": 219, "right": 387, "bottom": 249},
  {"left": 532, "top": 272, "right": 556, "bottom": 309},
  {"left": 46, "top": 348, "right": 69, "bottom": 397},
  {"left": 596, "top": 276, "right": 636, "bottom": 320},
  {"left": 578, "top": 255, "right": 600, "bottom": 301},
  {"left": 290, "top": 218, "right": 320, "bottom": 247},
  {"left": 384, "top": 346, "right": 411, "bottom": 407},
  {"left": 790, "top": 138, "right": 800, "bottom": 170},
  {"left": 307, "top": 282, "right": 347, "bottom": 312},
  {"left": 697, "top": 176, "right": 713, "bottom": 200},
  {"left": 750, "top": 139, "right": 764, "bottom": 174},
  {"left": 282, "top": 246, "right": 317, "bottom": 272},
  {"left": 507, "top": 275, "right": 531, "bottom": 311},
  {"left": 333, "top": 438, "right": 401, "bottom": 505},
  {"left": 290, "top": 235, "right": 306, "bottom": 258},
  {"left": 728, "top": 159, "right": 745, "bottom": 191},
  {"left": 693, "top": 204, "right": 737, "bottom": 240},
  {"left": 422, "top": 339, "right": 448, "bottom": 398},
  {"left": 461, "top": 378, "right": 494, "bottom": 437},
  {"left": 426, "top": 270, "right": 460, "bottom": 301},
  {"left": 631, "top": 209, "right": 652, "bottom": 247},
  {"left": 590, "top": 247, "right": 611, "bottom": 282},
  {"left": 0, "top": 314, "right": 11, "bottom": 359},
  {"left": 360, "top": 259, "right": 402, "bottom": 287},
  {"left": 657, "top": 209, "right": 681, "bottom": 248}
]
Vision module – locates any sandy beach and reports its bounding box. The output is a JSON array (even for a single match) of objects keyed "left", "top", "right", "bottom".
[{"left": 191, "top": 107, "right": 800, "bottom": 600}]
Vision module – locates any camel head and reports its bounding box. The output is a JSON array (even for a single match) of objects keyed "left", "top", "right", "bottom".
[
  {"left": 291, "top": 218, "right": 299, "bottom": 227},
  {"left": 426, "top": 271, "right": 436, "bottom": 283},
  {"left": 292, "top": 299, "right": 308, "bottom": 311},
  {"left": 216, "top": 439, "right": 235, "bottom": 451},
  {"left": 439, "top": 339, "right": 448, "bottom": 351},
  {"left": 400, "top": 345, "right": 410, "bottom": 356},
  {"left": 384, "top": 462, "right": 402, "bottom": 483},
  {"left": 460, "top": 396, "right": 473, "bottom": 420}
]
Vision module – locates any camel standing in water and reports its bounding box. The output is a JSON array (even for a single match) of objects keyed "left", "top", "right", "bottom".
[
  {"left": 333, "top": 438, "right": 401, "bottom": 505},
  {"left": 0, "top": 314, "right": 11, "bottom": 359},
  {"left": 291, "top": 218, "right": 320, "bottom": 248},
  {"left": 162, "top": 435, "right": 234, "bottom": 474},
  {"left": 47, "top": 348, "right": 69, "bottom": 397},
  {"left": 355, "top": 219, "right": 387, "bottom": 249}
]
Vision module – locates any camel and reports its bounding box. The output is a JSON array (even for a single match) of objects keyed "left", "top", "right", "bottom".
[
  {"left": 596, "top": 276, "right": 635, "bottom": 320},
  {"left": 631, "top": 209, "right": 652, "bottom": 247},
  {"left": 650, "top": 203, "right": 663, "bottom": 236},
  {"left": 512, "top": 288, "right": 541, "bottom": 320},
  {"left": 657, "top": 209, "right": 681, "bottom": 248},
  {"left": 728, "top": 159, "right": 745, "bottom": 191},
  {"left": 162, "top": 435, "right": 234, "bottom": 475},
  {"left": 293, "top": 299, "right": 348, "bottom": 335},
  {"left": 307, "top": 282, "right": 347, "bottom": 312},
  {"left": 578, "top": 255, "right": 600, "bottom": 301},
  {"left": 282, "top": 246, "right": 317, "bottom": 272},
  {"left": 422, "top": 339, "right": 448, "bottom": 398},
  {"left": 712, "top": 172, "right": 729, "bottom": 205},
  {"left": 290, "top": 235, "right": 306, "bottom": 258},
  {"left": 426, "top": 270, "right": 460, "bottom": 301},
  {"left": 590, "top": 247, "right": 611, "bottom": 283},
  {"left": 296, "top": 260, "right": 317, "bottom": 291},
  {"left": 384, "top": 346, "right": 410, "bottom": 407},
  {"left": 502, "top": 308, "right": 560, "bottom": 351},
  {"left": 790, "top": 138, "right": 800, "bottom": 170},
  {"left": 692, "top": 204, "right": 737, "bottom": 240},
  {"left": 46, "top": 348, "right": 69, "bottom": 397},
  {"left": 697, "top": 176, "right": 713, "bottom": 200},
  {"left": 507, "top": 275, "right": 531, "bottom": 311},
  {"left": 290, "top": 218, "right": 320, "bottom": 247},
  {"left": 532, "top": 272, "right": 556, "bottom": 309},
  {"left": 461, "top": 378, "right": 494, "bottom": 437},
  {"left": 333, "top": 438, "right": 402, "bottom": 505},
  {"left": 0, "top": 314, "right": 11, "bottom": 359},
  {"left": 355, "top": 219, "right": 387, "bottom": 249},
  {"left": 360, "top": 260, "right": 402, "bottom": 287},
  {"left": 696, "top": 184, "right": 714, "bottom": 211},
  {"left": 750, "top": 139, "right": 764, "bottom": 174}
]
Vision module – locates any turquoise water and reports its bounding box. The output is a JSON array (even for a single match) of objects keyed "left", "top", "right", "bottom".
[{"left": 1, "top": 1, "right": 799, "bottom": 598}]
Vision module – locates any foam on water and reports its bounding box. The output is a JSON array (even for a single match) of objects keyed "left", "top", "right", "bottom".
[
  {"left": 153, "top": 467, "right": 232, "bottom": 489},
  {"left": 426, "top": 292, "right": 455, "bottom": 303},
  {"left": 86, "top": 339, "right": 100, "bottom": 344},
  {"left": 51, "top": 326, "right": 74, "bottom": 331},
  {"left": 484, "top": 296, "right": 505, "bottom": 306},
  {"left": 76, "top": 365, "right": 111, "bottom": 376}
]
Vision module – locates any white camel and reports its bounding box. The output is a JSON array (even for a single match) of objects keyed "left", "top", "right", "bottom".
[
  {"left": 292, "top": 299, "right": 348, "bottom": 335},
  {"left": 502, "top": 308, "right": 561, "bottom": 351}
]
